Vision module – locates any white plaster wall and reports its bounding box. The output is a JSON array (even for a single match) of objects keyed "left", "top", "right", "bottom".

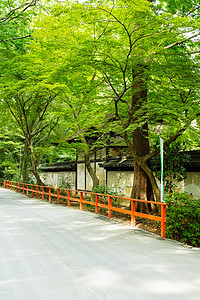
[
  {"left": 77, "top": 163, "right": 85, "bottom": 190},
  {"left": 77, "top": 161, "right": 106, "bottom": 191},
  {"left": 107, "top": 171, "right": 134, "bottom": 198},
  {"left": 40, "top": 170, "right": 200, "bottom": 199},
  {"left": 86, "top": 164, "right": 93, "bottom": 191},
  {"left": 40, "top": 172, "right": 76, "bottom": 189},
  {"left": 179, "top": 172, "right": 200, "bottom": 198},
  {"left": 96, "top": 162, "right": 106, "bottom": 186}
]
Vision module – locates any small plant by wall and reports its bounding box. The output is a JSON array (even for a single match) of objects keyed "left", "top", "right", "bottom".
[
  {"left": 92, "top": 184, "right": 116, "bottom": 196},
  {"left": 57, "top": 176, "right": 72, "bottom": 189},
  {"left": 92, "top": 184, "right": 124, "bottom": 210},
  {"left": 166, "top": 192, "right": 200, "bottom": 247}
]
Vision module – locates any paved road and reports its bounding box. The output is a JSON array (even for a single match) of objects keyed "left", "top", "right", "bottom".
[{"left": 0, "top": 188, "right": 200, "bottom": 300}]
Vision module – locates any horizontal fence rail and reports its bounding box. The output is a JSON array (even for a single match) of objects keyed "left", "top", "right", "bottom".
[{"left": 3, "top": 180, "right": 167, "bottom": 238}]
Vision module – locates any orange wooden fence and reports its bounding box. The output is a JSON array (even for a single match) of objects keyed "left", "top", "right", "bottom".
[{"left": 3, "top": 180, "right": 167, "bottom": 238}]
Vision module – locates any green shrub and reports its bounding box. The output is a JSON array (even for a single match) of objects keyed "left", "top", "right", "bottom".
[
  {"left": 166, "top": 192, "right": 200, "bottom": 247},
  {"left": 92, "top": 185, "right": 116, "bottom": 196},
  {"left": 92, "top": 184, "right": 122, "bottom": 206},
  {"left": 57, "top": 177, "right": 72, "bottom": 189}
]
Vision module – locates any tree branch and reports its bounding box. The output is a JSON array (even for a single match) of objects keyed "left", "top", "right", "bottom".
[
  {"left": 143, "top": 123, "right": 193, "bottom": 162},
  {"left": 1, "top": 0, "right": 38, "bottom": 24},
  {"left": 185, "top": 5, "right": 200, "bottom": 17},
  {"left": 0, "top": 35, "right": 31, "bottom": 42},
  {"left": 164, "top": 33, "right": 199, "bottom": 49}
]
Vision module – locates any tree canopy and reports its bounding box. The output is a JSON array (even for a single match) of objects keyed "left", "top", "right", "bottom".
[{"left": 0, "top": 0, "right": 199, "bottom": 202}]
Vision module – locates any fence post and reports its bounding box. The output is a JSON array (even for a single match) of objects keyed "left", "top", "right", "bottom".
[
  {"left": 57, "top": 188, "right": 60, "bottom": 204},
  {"left": 108, "top": 196, "right": 112, "bottom": 218},
  {"left": 36, "top": 186, "right": 38, "bottom": 198},
  {"left": 42, "top": 187, "right": 45, "bottom": 200},
  {"left": 27, "top": 184, "right": 29, "bottom": 195},
  {"left": 49, "top": 187, "right": 51, "bottom": 202},
  {"left": 161, "top": 204, "right": 167, "bottom": 238},
  {"left": 131, "top": 200, "right": 136, "bottom": 227},
  {"left": 80, "top": 192, "right": 83, "bottom": 210},
  {"left": 23, "top": 184, "right": 25, "bottom": 194},
  {"left": 67, "top": 190, "right": 70, "bottom": 207},
  {"left": 95, "top": 194, "right": 99, "bottom": 214}
]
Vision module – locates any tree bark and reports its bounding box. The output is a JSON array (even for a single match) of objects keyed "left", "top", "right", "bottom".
[
  {"left": 128, "top": 128, "right": 160, "bottom": 211},
  {"left": 128, "top": 66, "right": 160, "bottom": 210},
  {"left": 130, "top": 126, "right": 152, "bottom": 212}
]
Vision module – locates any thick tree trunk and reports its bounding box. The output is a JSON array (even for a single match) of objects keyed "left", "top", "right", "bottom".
[
  {"left": 85, "top": 153, "right": 99, "bottom": 190},
  {"left": 31, "top": 162, "right": 44, "bottom": 186},
  {"left": 131, "top": 159, "right": 159, "bottom": 211},
  {"left": 131, "top": 161, "right": 149, "bottom": 212},
  {"left": 140, "top": 161, "right": 160, "bottom": 203},
  {"left": 130, "top": 126, "right": 153, "bottom": 212},
  {"left": 128, "top": 66, "right": 160, "bottom": 211},
  {"left": 130, "top": 143, "right": 160, "bottom": 211}
]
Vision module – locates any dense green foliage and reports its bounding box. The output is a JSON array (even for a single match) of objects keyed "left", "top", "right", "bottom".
[
  {"left": 0, "top": 0, "right": 39, "bottom": 53},
  {"left": 166, "top": 193, "right": 200, "bottom": 247},
  {"left": 0, "top": 0, "right": 199, "bottom": 196}
]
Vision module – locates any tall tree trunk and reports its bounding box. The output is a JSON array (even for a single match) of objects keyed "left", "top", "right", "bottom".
[
  {"left": 131, "top": 126, "right": 152, "bottom": 212},
  {"left": 130, "top": 133, "right": 159, "bottom": 211},
  {"left": 128, "top": 66, "right": 159, "bottom": 211}
]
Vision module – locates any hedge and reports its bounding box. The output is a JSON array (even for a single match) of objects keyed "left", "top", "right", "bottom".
[{"left": 166, "top": 192, "right": 200, "bottom": 247}]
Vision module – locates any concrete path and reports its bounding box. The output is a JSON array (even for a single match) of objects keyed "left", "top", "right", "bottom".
[{"left": 0, "top": 188, "right": 200, "bottom": 300}]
